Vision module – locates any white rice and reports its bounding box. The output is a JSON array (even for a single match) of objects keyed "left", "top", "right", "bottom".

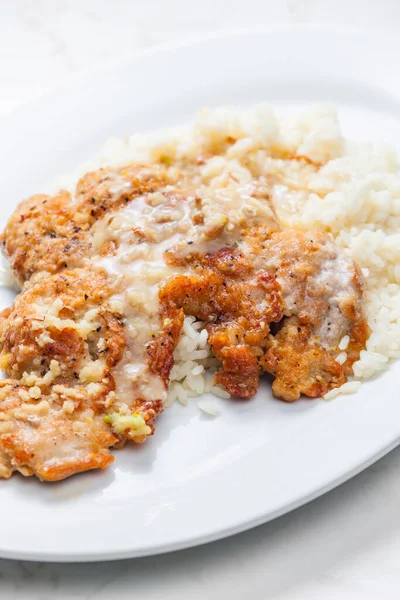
[
  {"left": 336, "top": 352, "right": 347, "bottom": 366},
  {"left": 198, "top": 398, "right": 221, "bottom": 417},
  {"left": 166, "top": 315, "right": 229, "bottom": 406},
  {"left": 8, "top": 104, "right": 400, "bottom": 404},
  {"left": 323, "top": 381, "right": 362, "bottom": 401}
]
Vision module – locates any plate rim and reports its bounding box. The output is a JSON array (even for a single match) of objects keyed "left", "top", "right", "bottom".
[
  {"left": 1, "top": 24, "right": 400, "bottom": 562},
  {"left": 2, "top": 439, "right": 398, "bottom": 563},
  {"left": 3, "top": 23, "right": 400, "bottom": 119}
]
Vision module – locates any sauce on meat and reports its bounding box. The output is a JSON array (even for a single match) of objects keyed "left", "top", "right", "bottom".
[
  {"left": 90, "top": 178, "right": 277, "bottom": 409},
  {"left": 0, "top": 157, "right": 368, "bottom": 481}
]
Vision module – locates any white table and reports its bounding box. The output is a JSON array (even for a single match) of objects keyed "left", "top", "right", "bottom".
[{"left": 2, "top": 1, "right": 400, "bottom": 598}]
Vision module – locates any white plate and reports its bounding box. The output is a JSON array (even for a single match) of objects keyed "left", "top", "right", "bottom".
[{"left": 1, "top": 25, "right": 400, "bottom": 562}]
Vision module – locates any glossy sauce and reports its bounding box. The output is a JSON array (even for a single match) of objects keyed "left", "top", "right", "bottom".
[{"left": 91, "top": 176, "right": 275, "bottom": 409}]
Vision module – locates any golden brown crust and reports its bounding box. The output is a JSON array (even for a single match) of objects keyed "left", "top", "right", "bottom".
[
  {"left": 148, "top": 308, "right": 184, "bottom": 387},
  {"left": 75, "top": 164, "right": 170, "bottom": 225},
  {"left": 0, "top": 161, "right": 369, "bottom": 481},
  {"left": 254, "top": 230, "right": 369, "bottom": 400},
  {"left": 0, "top": 385, "right": 117, "bottom": 481},
  {"left": 261, "top": 317, "right": 347, "bottom": 401},
  {"left": 0, "top": 192, "right": 92, "bottom": 284},
  {"left": 0, "top": 269, "right": 125, "bottom": 381},
  {"left": 160, "top": 249, "right": 284, "bottom": 398},
  {"left": 1, "top": 164, "right": 170, "bottom": 285},
  {"left": 0, "top": 269, "right": 125, "bottom": 480}
]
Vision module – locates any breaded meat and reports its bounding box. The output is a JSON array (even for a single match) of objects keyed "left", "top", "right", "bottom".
[{"left": 0, "top": 161, "right": 368, "bottom": 481}]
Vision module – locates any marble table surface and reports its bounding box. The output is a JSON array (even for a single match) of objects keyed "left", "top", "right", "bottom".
[{"left": 1, "top": 1, "right": 400, "bottom": 598}]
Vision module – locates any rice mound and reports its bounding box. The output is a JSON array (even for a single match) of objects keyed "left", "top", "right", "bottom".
[{"left": 39, "top": 105, "right": 400, "bottom": 403}]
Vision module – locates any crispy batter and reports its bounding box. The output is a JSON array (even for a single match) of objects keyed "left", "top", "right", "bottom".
[
  {"left": 1, "top": 164, "right": 170, "bottom": 284},
  {"left": 75, "top": 163, "right": 170, "bottom": 226},
  {"left": 254, "top": 230, "right": 369, "bottom": 400},
  {"left": 261, "top": 317, "right": 347, "bottom": 401},
  {"left": 0, "top": 161, "right": 369, "bottom": 481},
  {"left": 0, "top": 192, "right": 91, "bottom": 284},
  {"left": 160, "top": 250, "right": 283, "bottom": 398},
  {"left": 0, "top": 269, "right": 125, "bottom": 380},
  {"left": 162, "top": 228, "right": 368, "bottom": 402},
  {"left": 148, "top": 308, "right": 184, "bottom": 387},
  {"left": 0, "top": 269, "right": 126, "bottom": 479},
  {"left": 0, "top": 383, "right": 117, "bottom": 481}
]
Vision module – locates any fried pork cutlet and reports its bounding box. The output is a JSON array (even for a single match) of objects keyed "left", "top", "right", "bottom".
[
  {"left": 0, "top": 269, "right": 122, "bottom": 480},
  {"left": 245, "top": 228, "right": 369, "bottom": 400},
  {"left": 2, "top": 164, "right": 170, "bottom": 285},
  {"left": 163, "top": 228, "right": 368, "bottom": 401},
  {"left": 160, "top": 249, "right": 283, "bottom": 398},
  {"left": 0, "top": 161, "right": 368, "bottom": 481}
]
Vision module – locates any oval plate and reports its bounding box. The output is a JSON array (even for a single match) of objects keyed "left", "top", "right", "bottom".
[{"left": 0, "top": 26, "right": 400, "bottom": 561}]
